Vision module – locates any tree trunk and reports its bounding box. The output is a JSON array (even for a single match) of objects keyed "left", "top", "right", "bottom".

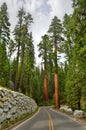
[
  {"left": 19, "top": 44, "right": 25, "bottom": 90},
  {"left": 54, "top": 72, "right": 60, "bottom": 109},
  {"left": 14, "top": 43, "right": 20, "bottom": 91},
  {"left": 54, "top": 38, "right": 60, "bottom": 109},
  {"left": 44, "top": 71, "right": 48, "bottom": 101}
]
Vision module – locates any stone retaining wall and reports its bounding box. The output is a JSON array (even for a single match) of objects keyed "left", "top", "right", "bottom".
[{"left": 0, "top": 87, "right": 37, "bottom": 129}]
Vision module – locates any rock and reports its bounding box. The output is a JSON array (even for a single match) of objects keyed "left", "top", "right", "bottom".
[
  {"left": 74, "top": 110, "right": 85, "bottom": 118},
  {"left": 0, "top": 113, "right": 7, "bottom": 123},
  {"left": 0, "top": 86, "right": 37, "bottom": 129},
  {"left": 60, "top": 106, "right": 69, "bottom": 111},
  {"left": 3, "top": 101, "right": 10, "bottom": 112},
  {"left": 0, "top": 91, "right": 4, "bottom": 97},
  {"left": 0, "top": 101, "right": 3, "bottom": 108},
  {"left": 10, "top": 107, "right": 16, "bottom": 114},
  {"left": 7, "top": 112, "right": 12, "bottom": 119},
  {"left": 60, "top": 106, "right": 73, "bottom": 114},
  {"left": 12, "top": 92, "right": 18, "bottom": 98},
  {"left": 0, "top": 108, "right": 3, "bottom": 115},
  {"left": 66, "top": 108, "right": 73, "bottom": 114}
]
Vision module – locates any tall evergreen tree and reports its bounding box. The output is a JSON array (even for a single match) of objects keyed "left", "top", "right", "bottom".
[
  {"left": 24, "top": 32, "right": 35, "bottom": 96},
  {"left": 38, "top": 34, "right": 49, "bottom": 101},
  {"left": 14, "top": 8, "right": 33, "bottom": 91},
  {"left": 0, "top": 2, "right": 10, "bottom": 86},
  {"left": 63, "top": 0, "right": 86, "bottom": 110},
  {"left": 0, "top": 2, "right": 10, "bottom": 44},
  {"left": 19, "top": 11, "right": 33, "bottom": 91},
  {"left": 14, "top": 8, "right": 25, "bottom": 90},
  {"left": 48, "top": 16, "right": 63, "bottom": 108}
]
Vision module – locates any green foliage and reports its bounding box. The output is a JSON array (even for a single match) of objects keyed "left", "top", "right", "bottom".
[
  {"left": 38, "top": 34, "right": 52, "bottom": 71},
  {"left": 13, "top": 8, "right": 34, "bottom": 91},
  {"left": 31, "top": 67, "right": 44, "bottom": 104},
  {"left": 63, "top": 0, "right": 86, "bottom": 110},
  {"left": 58, "top": 66, "right": 66, "bottom": 104},
  {"left": 48, "top": 16, "right": 63, "bottom": 71},
  {"left": 0, "top": 2, "right": 10, "bottom": 44},
  {"left": 0, "top": 2, "right": 10, "bottom": 87}
]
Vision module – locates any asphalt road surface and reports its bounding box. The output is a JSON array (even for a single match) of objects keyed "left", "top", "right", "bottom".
[{"left": 12, "top": 107, "right": 86, "bottom": 130}]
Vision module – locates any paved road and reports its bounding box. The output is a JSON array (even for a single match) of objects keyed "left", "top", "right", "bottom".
[{"left": 13, "top": 107, "right": 86, "bottom": 130}]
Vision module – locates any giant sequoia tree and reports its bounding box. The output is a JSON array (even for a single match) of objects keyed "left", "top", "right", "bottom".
[
  {"left": 48, "top": 16, "right": 63, "bottom": 108},
  {"left": 38, "top": 34, "right": 50, "bottom": 101}
]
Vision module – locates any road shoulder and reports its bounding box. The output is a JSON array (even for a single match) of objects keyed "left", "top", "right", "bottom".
[{"left": 50, "top": 107, "right": 86, "bottom": 127}]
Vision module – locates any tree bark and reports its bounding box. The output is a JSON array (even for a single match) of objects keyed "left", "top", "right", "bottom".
[
  {"left": 54, "top": 72, "right": 60, "bottom": 109},
  {"left": 44, "top": 71, "right": 48, "bottom": 101}
]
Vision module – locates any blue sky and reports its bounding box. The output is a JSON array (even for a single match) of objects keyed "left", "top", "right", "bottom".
[{"left": 0, "top": 0, "right": 73, "bottom": 65}]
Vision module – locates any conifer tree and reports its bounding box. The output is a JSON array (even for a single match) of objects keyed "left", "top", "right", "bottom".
[
  {"left": 38, "top": 34, "right": 50, "bottom": 101},
  {"left": 48, "top": 16, "right": 63, "bottom": 108},
  {"left": 14, "top": 8, "right": 33, "bottom": 91},
  {"left": 24, "top": 32, "right": 35, "bottom": 96},
  {"left": 0, "top": 2, "right": 10, "bottom": 86},
  {"left": 63, "top": 0, "right": 86, "bottom": 110}
]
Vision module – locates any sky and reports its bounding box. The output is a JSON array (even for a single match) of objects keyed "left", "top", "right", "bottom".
[{"left": 0, "top": 0, "right": 73, "bottom": 66}]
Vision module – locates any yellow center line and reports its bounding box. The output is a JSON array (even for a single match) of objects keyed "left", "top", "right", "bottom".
[{"left": 45, "top": 109, "right": 54, "bottom": 130}]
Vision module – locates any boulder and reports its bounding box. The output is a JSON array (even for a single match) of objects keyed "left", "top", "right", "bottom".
[
  {"left": 0, "top": 108, "right": 3, "bottom": 115},
  {"left": 74, "top": 110, "right": 85, "bottom": 118},
  {"left": 0, "top": 86, "right": 37, "bottom": 129},
  {"left": 60, "top": 105, "right": 69, "bottom": 111},
  {"left": 60, "top": 106, "right": 73, "bottom": 114}
]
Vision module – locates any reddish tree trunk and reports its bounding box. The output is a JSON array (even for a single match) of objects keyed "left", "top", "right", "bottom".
[
  {"left": 54, "top": 72, "right": 60, "bottom": 109},
  {"left": 44, "top": 71, "right": 48, "bottom": 101}
]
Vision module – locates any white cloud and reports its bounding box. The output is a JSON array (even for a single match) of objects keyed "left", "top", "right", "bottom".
[
  {"left": 24, "top": 0, "right": 42, "bottom": 14},
  {"left": 47, "top": 0, "right": 73, "bottom": 20},
  {"left": 0, "top": 0, "right": 73, "bottom": 65}
]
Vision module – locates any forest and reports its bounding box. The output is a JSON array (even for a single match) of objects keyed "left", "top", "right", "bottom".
[{"left": 0, "top": 0, "right": 86, "bottom": 111}]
